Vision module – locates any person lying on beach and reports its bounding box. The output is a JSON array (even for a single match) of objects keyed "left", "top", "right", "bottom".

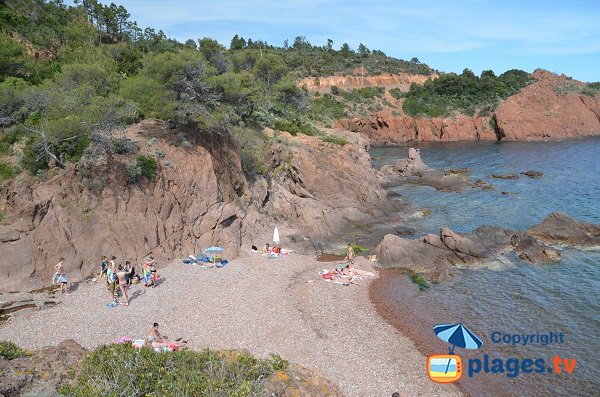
[
  {"left": 54, "top": 258, "right": 70, "bottom": 295},
  {"left": 148, "top": 323, "right": 186, "bottom": 349},
  {"left": 262, "top": 243, "right": 271, "bottom": 254},
  {"left": 116, "top": 264, "right": 130, "bottom": 306}
]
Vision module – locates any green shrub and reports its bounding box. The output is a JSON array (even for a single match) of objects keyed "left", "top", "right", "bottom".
[
  {"left": 0, "top": 340, "right": 26, "bottom": 360},
  {"left": 128, "top": 155, "right": 157, "bottom": 183},
  {"left": 403, "top": 69, "right": 533, "bottom": 117},
  {"left": 321, "top": 135, "right": 350, "bottom": 146},
  {"left": 0, "top": 161, "right": 18, "bottom": 180},
  {"left": 62, "top": 343, "right": 284, "bottom": 397},
  {"left": 273, "top": 118, "right": 316, "bottom": 136},
  {"left": 111, "top": 137, "right": 137, "bottom": 155},
  {"left": 231, "top": 127, "right": 270, "bottom": 177},
  {"left": 409, "top": 271, "right": 429, "bottom": 291},
  {"left": 310, "top": 94, "right": 345, "bottom": 120},
  {"left": 389, "top": 88, "right": 404, "bottom": 100}
]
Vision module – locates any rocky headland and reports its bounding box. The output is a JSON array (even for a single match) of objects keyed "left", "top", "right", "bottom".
[{"left": 339, "top": 70, "right": 600, "bottom": 144}]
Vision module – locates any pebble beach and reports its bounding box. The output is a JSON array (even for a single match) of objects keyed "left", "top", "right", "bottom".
[{"left": 0, "top": 253, "right": 461, "bottom": 397}]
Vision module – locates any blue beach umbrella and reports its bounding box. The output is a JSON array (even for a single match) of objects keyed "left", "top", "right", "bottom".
[
  {"left": 434, "top": 323, "right": 483, "bottom": 375},
  {"left": 434, "top": 323, "right": 483, "bottom": 353},
  {"left": 204, "top": 246, "right": 224, "bottom": 264}
]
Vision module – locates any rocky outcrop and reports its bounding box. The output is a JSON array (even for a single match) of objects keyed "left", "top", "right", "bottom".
[
  {"left": 372, "top": 216, "right": 580, "bottom": 280},
  {"left": 380, "top": 148, "right": 473, "bottom": 192},
  {"left": 298, "top": 72, "right": 438, "bottom": 92},
  {"left": 0, "top": 339, "right": 86, "bottom": 397},
  {"left": 340, "top": 111, "right": 497, "bottom": 143},
  {"left": 493, "top": 70, "right": 600, "bottom": 141},
  {"left": 340, "top": 71, "right": 600, "bottom": 144},
  {"left": 0, "top": 121, "right": 396, "bottom": 292},
  {"left": 525, "top": 212, "right": 600, "bottom": 247}
]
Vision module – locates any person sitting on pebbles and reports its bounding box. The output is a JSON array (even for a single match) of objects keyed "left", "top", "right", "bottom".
[{"left": 148, "top": 322, "right": 186, "bottom": 350}]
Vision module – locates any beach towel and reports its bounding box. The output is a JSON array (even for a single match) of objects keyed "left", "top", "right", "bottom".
[
  {"left": 132, "top": 339, "right": 145, "bottom": 348},
  {"left": 106, "top": 301, "right": 118, "bottom": 308},
  {"left": 216, "top": 260, "right": 229, "bottom": 268},
  {"left": 183, "top": 259, "right": 194, "bottom": 264},
  {"left": 117, "top": 336, "right": 132, "bottom": 344}
]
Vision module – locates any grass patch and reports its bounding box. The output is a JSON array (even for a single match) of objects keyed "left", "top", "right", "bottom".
[
  {"left": 409, "top": 271, "right": 429, "bottom": 291},
  {"left": 351, "top": 244, "right": 369, "bottom": 253},
  {"left": 273, "top": 118, "right": 316, "bottom": 136},
  {"left": 61, "top": 343, "right": 286, "bottom": 397},
  {"left": 0, "top": 340, "right": 27, "bottom": 360},
  {"left": 321, "top": 135, "right": 350, "bottom": 146},
  {"left": 0, "top": 161, "right": 18, "bottom": 180}
]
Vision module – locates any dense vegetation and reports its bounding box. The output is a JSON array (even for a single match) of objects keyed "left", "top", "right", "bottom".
[
  {"left": 0, "top": 0, "right": 433, "bottom": 181},
  {"left": 0, "top": 340, "right": 26, "bottom": 359},
  {"left": 61, "top": 343, "right": 288, "bottom": 396},
  {"left": 398, "top": 69, "right": 534, "bottom": 117}
]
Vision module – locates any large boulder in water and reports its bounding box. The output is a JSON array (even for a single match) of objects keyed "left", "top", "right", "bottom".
[
  {"left": 440, "top": 227, "right": 488, "bottom": 257},
  {"left": 515, "top": 236, "right": 561, "bottom": 263},
  {"left": 525, "top": 212, "right": 600, "bottom": 247}
]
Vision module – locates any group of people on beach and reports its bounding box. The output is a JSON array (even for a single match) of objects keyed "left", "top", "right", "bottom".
[{"left": 99, "top": 255, "right": 160, "bottom": 306}]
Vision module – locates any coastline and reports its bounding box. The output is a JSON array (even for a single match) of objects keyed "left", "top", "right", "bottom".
[
  {"left": 0, "top": 254, "right": 461, "bottom": 397},
  {"left": 369, "top": 269, "right": 515, "bottom": 397}
]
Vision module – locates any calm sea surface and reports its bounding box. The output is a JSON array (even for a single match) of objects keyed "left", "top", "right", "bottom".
[{"left": 370, "top": 138, "right": 600, "bottom": 397}]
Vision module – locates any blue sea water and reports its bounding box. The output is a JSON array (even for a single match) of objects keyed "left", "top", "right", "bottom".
[{"left": 371, "top": 138, "right": 600, "bottom": 397}]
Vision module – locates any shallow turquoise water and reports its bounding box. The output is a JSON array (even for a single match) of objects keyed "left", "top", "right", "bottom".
[{"left": 371, "top": 138, "right": 600, "bottom": 397}]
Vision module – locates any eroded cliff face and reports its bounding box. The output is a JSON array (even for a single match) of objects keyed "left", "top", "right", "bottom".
[
  {"left": 339, "top": 70, "right": 600, "bottom": 144},
  {"left": 0, "top": 121, "right": 393, "bottom": 292},
  {"left": 298, "top": 72, "right": 438, "bottom": 92},
  {"left": 493, "top": 70, "right": 600, "bottom": 140}
]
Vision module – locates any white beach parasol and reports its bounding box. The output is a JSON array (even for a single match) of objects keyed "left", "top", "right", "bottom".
[{"left": 273, "top": 226, "right": 280, "bottom": 244}]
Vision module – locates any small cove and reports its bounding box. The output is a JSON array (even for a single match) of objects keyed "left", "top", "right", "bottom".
[{"left": 370, "top": 138, "right": 600, "bottom": 397}]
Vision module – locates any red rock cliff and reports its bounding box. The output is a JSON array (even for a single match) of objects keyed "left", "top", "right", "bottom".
[{"left": 339, "top": 70, "right": 600, "bottom": 143}]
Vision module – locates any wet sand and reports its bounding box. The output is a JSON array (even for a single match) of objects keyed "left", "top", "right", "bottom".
[{"left": 369, "top": 268, "right": 516, "bottom": 397}]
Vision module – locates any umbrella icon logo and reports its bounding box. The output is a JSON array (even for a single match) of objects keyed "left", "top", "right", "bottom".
[{"left": 427, "top": 323, "right": 483, "bottom": 384}]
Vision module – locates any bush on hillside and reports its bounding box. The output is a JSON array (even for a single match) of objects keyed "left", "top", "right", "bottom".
[
  {"left": 61, "top": 343, "right": 287, "bottom": 397},
  {"left": 127, "top": 155, "right": 157, "bottom": 183},
  {"left": 403, "top": 69, "right": 533, "bottom": 117},
  {"left": 0, "top": 340, "right": 26, "bottom": 360}
]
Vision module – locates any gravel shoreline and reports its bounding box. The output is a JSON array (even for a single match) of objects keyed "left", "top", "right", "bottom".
[{"left": 0, "top": 254, "right": 461, "bottom": 397}]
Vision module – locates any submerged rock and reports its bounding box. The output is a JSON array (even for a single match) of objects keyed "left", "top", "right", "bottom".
[
  {"left": 489, "top": 174, "right": 519, "bottom": 180},
  {"left": 521, "top": 170, "right": 544, "bottom": 178}
]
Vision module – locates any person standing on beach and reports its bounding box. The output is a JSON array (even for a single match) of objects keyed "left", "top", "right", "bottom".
[
  {"left": 54, "top": 258, "right": 69, "bottom": 295},
  {"left": 107, "top": 256, "right": 117, "bottom": 301},
  {"left": 345, "top": 244, "right": 355, "bottom": 262},
  {"left": 116, "top": 264, "right": 129, "bottom": 306},
  {"left": 100, "top": 256, "right": 109, "bottom": 291}
]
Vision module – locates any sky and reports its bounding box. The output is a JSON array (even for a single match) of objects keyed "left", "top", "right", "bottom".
[{"left": 91, "top": 0, "right": 600, "bottom": 82}]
